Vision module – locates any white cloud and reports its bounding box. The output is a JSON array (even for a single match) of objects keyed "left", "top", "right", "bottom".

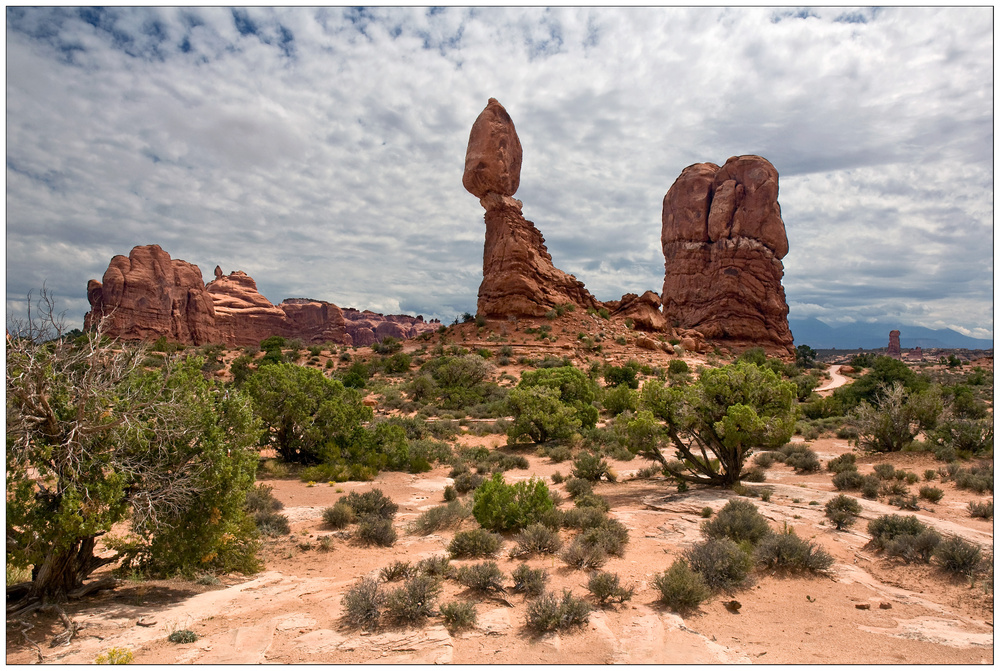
[{"left": 5, "top": 7, "right": 993, "bottom": 340}]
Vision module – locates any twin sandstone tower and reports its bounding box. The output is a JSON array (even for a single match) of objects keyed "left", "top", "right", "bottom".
[{"left": 463, "top": 98, "right": 794, "bottom": 356}]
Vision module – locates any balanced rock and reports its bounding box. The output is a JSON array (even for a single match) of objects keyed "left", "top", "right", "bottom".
[
  {"left": 84, "top": 244, "right": 220, "bottom": 344},
  {"left": 661, "top": 156, "right": 793, "bottom": 355},
  {"left": 465, "top": 99, "right": 601, "bottom": 318}
]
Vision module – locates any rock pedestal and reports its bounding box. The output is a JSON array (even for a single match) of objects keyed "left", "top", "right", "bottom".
[
  {"left": 887, "top": 330, "right": 901, "bottom": 358},
  {"left": 660, "top": 156, "right": 793, "bottom": 355}
]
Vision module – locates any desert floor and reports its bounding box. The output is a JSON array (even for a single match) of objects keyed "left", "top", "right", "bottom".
[{"left": 7, "top": 433, "right": 993, "bottom": 665}]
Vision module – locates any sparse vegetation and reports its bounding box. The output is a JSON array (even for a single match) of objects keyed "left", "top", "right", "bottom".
[
  {"left": 524, "top": 590, "right": 591, "bottom": 633},
  {"left": 449, "top": 529, "right": 503, "bottom": 558},
  {"left": 825, "top": 494, "right": 863, "bottom": 530},
  {"left": 586, "top": 571, "right": 634, "bottom": 606},
  {"left": 654, "top": 560, "right": 710, "bottom": 612},
  {"left": 440, "top": 600, "right": 477, "bottom": 632},
  {"left": 683, "top": 537, "right": 754, "bottom": 591},
  {"left": 701, "top": 499, "right": 773, "bottom": 547},
  {"left": 754, "top": 524, "right": 834, "bottom": 572},
  {"left": 511, "top": 564, "right": 548, "bottom": 596},
  {"left": 455, "top": 561, "right": 507, "bottom": 594}
]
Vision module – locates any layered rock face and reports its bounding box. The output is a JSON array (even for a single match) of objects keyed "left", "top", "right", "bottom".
[
  {"left": 84, "top": 245, "right": 221, "bottom": 344},
  {"left": 465, "top": 98, "right": 601, "bottom": 318},
  {"left": 86, "top": 245, "right": 437, "bottom": 347},
  {"left": 660, "top": 156, "right": 794, "bottom": 355},
  {"left": 887, "top": 330, "right": 902, "bottom": 359}
]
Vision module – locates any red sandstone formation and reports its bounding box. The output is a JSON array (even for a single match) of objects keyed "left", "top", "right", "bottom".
[
  {"left": 86, "top": 245, "right": 438, "bottom": 347},
  {"left": 887, "top": 330, "right": 902, "bottom": 359},
  {"left": 84, "top": 245, "right": 220, "bottom": 344},
  {"left": 660, "top": 156, "right": 793, "bottom": 355},
  {"left": 464, "top": 98, "right": 603, "bottom": 318},
  {"left": 604, "top": 291, "right": 669, "bottom": 332}
]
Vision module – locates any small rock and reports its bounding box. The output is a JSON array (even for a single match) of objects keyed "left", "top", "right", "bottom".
[
  {"left": 724, "top": 600, "right": 742, "bottom": 613},
  {"left": 855, "top": 603, "right": 871, "bottom": 610},
  {"left": 879, "top": 602, "right": 892, "bottom": 610}
]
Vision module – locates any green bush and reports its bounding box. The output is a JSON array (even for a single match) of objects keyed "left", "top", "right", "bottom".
[
  {"left": 574, "top": 492, "right": 611, "bottom": 512},
  {"left": 340, "top": 489, "right": 398, "bottom": 521},
  {"left": 933, "top": 536, "right": 982, "bottom": 576},
  {"left": 968, "top": 500, "right": 993, "bottom": 519},
  {"left": 918, "top": 486, "right": 944, "bottom": 503},
  {"left": 443, "top": 485, "right": 458, "bottom": 502},
  {"left": 754, "top": 525, "right": 834, "bottom": 572},
  {"left": 753, "top": 452, "right": 776, "bottom": 469},
  {"left": 356, "top": 517, "right": 397, "bottom": 547},
  {"left": 511, "top": 524, "right": 563, "bottom": 557},
  {"left": 564, "top": 477, "right": 594, "bottom": 499},
  {"left": 472, "top": 474, "right": 555, "bottom": 532},
  {"left": 867, "top": 514, "right": 940, "bottom": 563},
  {"left": 415, "top": 555, "right": 453, "bottom": 579},
  {"left": 323, "top": 503, "right": 356, "bottom": 529},
  {"left": 440, "top": 601, "right": 477, "bottom": 632},
  {"left": 668, "top": 359, "right": 689, "bottom": 376},
  {"left": 923, "top": 469, "right": 938, "bottom": 481},
  {"left": 511, "top": 564, "right": 548, "bottom": 596},
  {"left": 586, "top": 571, "right": 634, "bottom": 606},
  {"left": 889, "top": 494, "right": 920, "bottom": 510},
  {"left": 873, "top": 463, "right": 896, "bottom": 480},
  {"left": 168, "top": 629, "right": 198, "bottom": 644},
  {"left": 780, "top": 446, "right": 821, "bottom": 473},
  {"left": 740, "top": 466, "right": 767, "bottom": 483},
  {"left": 578, "top": 518, "right": 630, "bottom": 557},
  {"left": 449, "top": 529, "right": 503, "bottom": 558},
  {"left": 384, "top": 574, "right": 442, "bottom": 624},
  {"left": 246, "top": 484, "right": 284, "bottom": 513},
  {"left": 572, "top": 452, "right": 613, "bottom": 481},
  {"left": 524, "top": 590, "right": 591, "bottom": 633},
  {"left": 701, "top": 499, "right": 772, "bottom": 546},
  {"left": 453, "top": 471, "right": 484, "bottom": 494},
  {"left": 254, "top": 510, "right": 291, "bottom": 537},
  {"left": 832, "top": 469, "right": 865, "bottom": 491},
  {"left": 560, "top": 506, "right": 606, "bottom": 531},
  {"left": 701, "top": 507, "right": 714, "bottom": 519},
  {"left": 683, "top": 537, "right": 754, "bottom": 591},
  {"left": 341, "top": 577, "right": 384, "bottom": 630},
  {"left": 860, "top": 474, "right": 881, "bottom": 499},
  {"left": 455, "top": 561, "right": 506, "bottom": 594},
  {"left": 604, "top": 363, "right": 640, "bottom": 389},
  {"left": 602, "top": 385, "right": 639, "bottom": 416},
  {"left": 825, "top": 494, "right": 863, "bottom": 530},
  {"left": 654, "top": 560, "right": 710, "bottom": 612},
  {"left": 410, "top": 500, "right": 470, "bottom": 535},
  {"left": 826, "top": 453, "right": 858, "bottom": 474}
]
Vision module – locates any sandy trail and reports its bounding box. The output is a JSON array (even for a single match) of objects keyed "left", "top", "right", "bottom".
[{"left": 815, "top": 364, "right": 849, "bottom": 394}]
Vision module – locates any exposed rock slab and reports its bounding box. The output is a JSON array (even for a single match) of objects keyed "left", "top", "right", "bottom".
[{"left": 661, "top": 156, "right": 793, "bottom": 355}]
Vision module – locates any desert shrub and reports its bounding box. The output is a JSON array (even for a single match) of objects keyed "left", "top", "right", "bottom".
[
  {"left": 449, "top": 529, "right": 503, "bottom": 558},
  {"left": 472, "top": 474, "right": 555, "bottom": 532},
  {"left": 754, "top": 525, "right": 834, "bottom": 572},
  {"left": 456, "top": 561, "right": 506, "bottom": 594},
  {"left": 954, "top": 464, "right": 993, "bottom": 494},
  {"left": 564, "top": 477, "right": 594, "bottom": 499},
  {"left": 968, "top": 500, "right": 993, "bottom": 519},
  {"left": 524, "top": 590, "right": 591, "bottom": 633},
  {"left": 781, "top": 446, "right": 821, "bottom": 473},
  {"left": 379, "top": 561, "right": 414, "bottom": 582},
  {"left": 740, "top": 466, "right": 767, "bottom": 483},
  {"left": 923, "top": 469, "right": 938, "bottom": 481},
  {"left": 341, "top": 576, "right": 384, "bottom": 630},
  {"left": 511, "top": 524, "right": 563, "bottom": 557},
  {"left": 604, "top": 363, "right": 640, "bottom": 389},
  {"left": 587, "top": 571, "right": 634, "bottom": 606},
  {"left": 860, "top": 475, "right": 881, "bottom": 499},
  {"left": 573, "top": 492, "right": 610, "bottom": 512},
  {"left": 701, "top": 499, "right": 772, "bottom": 547},
  {"left": 415, "top": 555, "right": 453, "bottom": 579},
  {"left": 547, "top": 445, "right": 573, "bottom": 463},
  {"left": 701, "top": 507, "right": 714, "bottom": 519},
  {"left": 602, "top": 385, "right": 639, "bottom": 416},
  {"left": 873, "top": 464, "right": 896, "bottom": 480},
  {"left": 904, "top": 471, "right": 919, "bottom": 485},
  {"left": 867, "top": 514, "right": 940, "bottom": 563},
  {"left": 578, "top": 518, "right": 629, "bottom": 557},
  {"left": 511, "top": 564, "right": 548, "bottom": 596},
  {"left": 561, "top": 538, "right": 608, "bottom": 570},
  {"left": 654, "top": 560, "right": 710, "bottom": 612},
  {"left": 168, "top": 629, "right": 198, "bottom": 644},
  {"left": 825, "top": 494, "right": 863, "bottom": 530},
  {"left": 880, "top": 480, "right": 909, "bottom": 498},
  {"left": 357, "top": 517, "right": 397, "bottom": 547},
  {"left": 888, "top": 494, "right": 920, "bottom": 510},
  {"left": 753, "top": 452, "right": 776, "bottom": 469},
  {"left": 245, "top": 484, "right": 284, "bottom": 514},
  {"left": 384, "top": 574, "right": 442, "bottom": 624},
  {"left": 684, "top": 538, "right": 754, "bottom": 591},
  {"left": 826, "top": 453, "right": 858, "bottom": 474},
  {"left": 440, "top": 601, "right": 477, "bottom": 632},
  {"left": 453, "top": 472, "right": 484, "bottom": 494},
  {"left": 339, "top": 489, "right": 398, "bottom": 521},
  {"left": 254, "top": 510, "right": 291, "bottom": 537},
  {"left": 832, "top": 469, "right": 865, "bottom": 491},
  {"left": 668, "top": 359, "right": 690, "bottom": 376},
  {"left": 94, "top": 647, "right": 134, "bottom": 664},
  {"left": 918, "top": 486, "right": 944, "bottom": 503},
  {"left": 551, "top": 471, "right": 565, "bottom": 485},
  {"left": 410, "top": 500, "right": 470, "bottom": 535},
  {"left": 323, "top": 502, "right": 356, "bottom": 529},
  {"left": 933, "top": 536, "right": 982, "bottom": 576},
  {"left": 443, "top": 485, "right": 458, "bottom": 502},
  {"left": 560, "top": 506, "right": 607, "bottom": 531},
  {"left": 572, "top": 452, "right": 613, "bottom": 481}
]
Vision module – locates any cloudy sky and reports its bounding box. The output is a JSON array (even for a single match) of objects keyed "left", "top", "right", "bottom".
[{"left": 6, "top": 7, "right": 994, "bottom": 340}]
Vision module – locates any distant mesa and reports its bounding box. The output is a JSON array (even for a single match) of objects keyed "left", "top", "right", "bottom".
[
  {"left": 85, "top": 244, "right": 438, "bottom": 347},
  {"left": 660, "top": 156, "right": 793, "bottom": 356}
]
